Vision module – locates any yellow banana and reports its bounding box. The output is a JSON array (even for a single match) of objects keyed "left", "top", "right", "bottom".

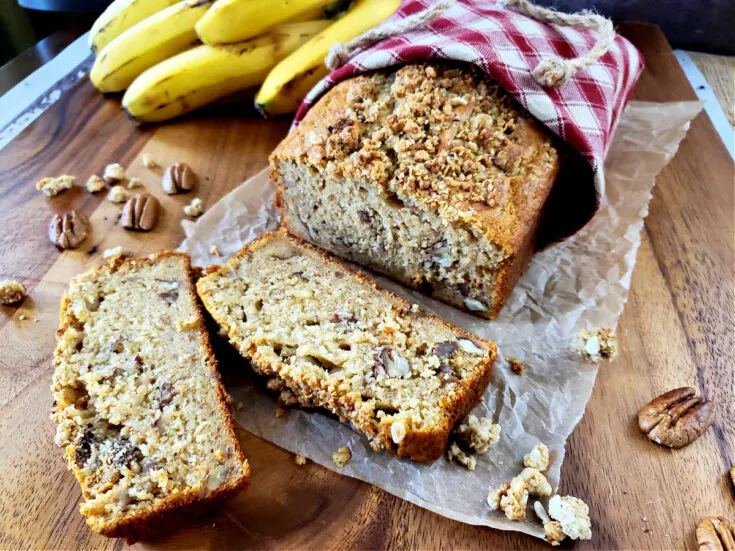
[
  {"left": 123, "top": 20, "right": 331, "bottom": 123},
  {"left": 88, "top": 0, "right": 181, "bottom": 55},
  {"left": 90, "top": 0, "right": 214, "bottom": 94},
  {"left": 256, "top": 65, "right": 328, "bottom": 117},
  {"left": 255, "top": 0, "right": 400, "bottom": 111},
  {"left": 196, "top": 0, "right": 333, "bottom": 45}
]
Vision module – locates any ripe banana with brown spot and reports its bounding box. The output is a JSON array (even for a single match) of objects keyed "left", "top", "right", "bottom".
[
  {"left": 255, "top": 0, "right": 400, "bottom": 113},
  {"left": 256, "top": 65, "right": 328, "bottom": 117},
  {"left": 88, "top": 0, "right": 181, "bottom": 55},
  {"left": 123, "top": 20, "right": 331, "bottom": 123},
  {"left": 195, "top": 0, "right": 334, "bottom": 45},
  {"left": 90, "top": 0, "right": 214, "bottom": 94}
]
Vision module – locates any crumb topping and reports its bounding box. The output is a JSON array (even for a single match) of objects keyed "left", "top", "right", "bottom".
[
  {"left": 524, "top": 443, "right": 550, "bottom": 471},
  {"left": 578, "top": 328, "right": 618, "bottom": 363},
  {"left": 280, "top": 63, "right": 559, "bottom": 248},
  {"left": 0, "top": 279, "right": 26, "bottom": 305},
  {"left": 548, "top": 495, "right": 592, "bottom": 540},
  {"left": 332, "top": 446, "right": 351, "bottom": 467},
  {"left": 36, "top": 175, "right": 76, "bottom": 197}
]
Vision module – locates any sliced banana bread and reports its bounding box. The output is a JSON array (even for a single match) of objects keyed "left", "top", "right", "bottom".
[
  {"left": 271, "top": 62, "right": 561, "bottom": 319},
  {"left": 196, "top": 230, "right": 496, "bottom": 462},
  {"left": 51, "top": 253, "right": 249, "bottom": 541}
]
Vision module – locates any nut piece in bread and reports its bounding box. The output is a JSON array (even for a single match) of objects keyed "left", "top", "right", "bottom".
[{"left": 271, "top": 63, "right": 560, "bottom": 319}]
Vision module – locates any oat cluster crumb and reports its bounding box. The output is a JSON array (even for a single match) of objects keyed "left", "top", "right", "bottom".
[
  {"left": 184, "top": 198, "right": 204, "bottom": 218},
  {"left": 142, "top": 153, "right": 158, "bottom": 169},
  {"left": 506, "top": 356, "right": 526, "bottom": 375},
  {"left": 332, "top": 446, "right": 351, "bottom": 468},
  {"left": 447, "top": 441, "right": 476, "bottom": 470},
  {"left": 209, "top": 244, "right": 222, "bottom": 257},
  {"left": 235, "top": 401, "right": 244, "bottom": 411},
  {"left": 524, "top": 443, "right": 550, "bottom": 471},
  {"left": 519, "top": 467, "right": 552, "bottom": 497},
  {"left": 578, "top": 328, "right": 618, "bottom": 363},
  {"left": 85, "top": 174, "right": 106, "bottom": 193},
  {"left": 487, "top": 477, "right": 528, "bottom": 521},
  {"left": 127, "top": 177, "right": 143, "bottom": 189},
  {"left": 103, "top": 163, "right": 125, "bottom": 183},
  {"left": 36, "top": 175, "right": 76, "bottom": 196},
  {"left": 455, "top": 414, "right": 501, "bottom": 454},
  {"left": 0, "top": 279, "right": 26, "bottom": 305},
  {"left": 107, "top": 185, "right": 129, "bottom": 203},
  {"left": 102, "top": 246, "right": 123, "bottom": 259},
  {"left": 533, "top": 501, "right": 565, "bottom": 546},
  {"left": 294, "top": 454, "right": 307, "bottom": 466},
  {"left": 548, "top": 495, "right": 592, "bottom": 540}
]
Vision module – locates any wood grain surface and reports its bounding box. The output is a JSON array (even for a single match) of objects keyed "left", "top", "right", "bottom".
[{"left": 0, "top": 22, "right": 732, "bottom": 550}]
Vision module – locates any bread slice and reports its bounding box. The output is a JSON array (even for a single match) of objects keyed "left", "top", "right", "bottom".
[
  {"left": 270, "top": 63, "right": 561, "bottom": 319},
  {"left": 51, "top": 253, "right": 249, "bottom": 541},
  {"left": 196, "top": 230, "right": 496, "bottom": 462}
]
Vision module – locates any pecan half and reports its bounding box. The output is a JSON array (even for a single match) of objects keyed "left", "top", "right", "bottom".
[
  {"left": 49, "top": 210, "right": 90, "bottom": 249},
  {"left": 161, "top": 162, "right": 196, "bottom": 194},
  {"left": 637, "top": 387, "right": 715, "bottom": 448},
  {"left": 121, "top": 193, "right": 160, "bottom": 231},
  {"left": 696, "top": 517, "right": 734, "bottom": 551}
]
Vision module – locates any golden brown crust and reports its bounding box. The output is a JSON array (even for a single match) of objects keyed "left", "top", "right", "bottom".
[
  {"left": 54, "top": 252, "right": 249, "bottom": 542},
  {"left": 199, "top": 230, "right": 496, "bottom": 462}
]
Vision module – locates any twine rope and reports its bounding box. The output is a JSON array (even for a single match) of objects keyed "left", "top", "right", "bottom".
[
  {"left": 501, "top": 0, "right": 616, "bottom": 87},
  {"left": 324, "top": 0, "right": 616, "bottom": 88}
]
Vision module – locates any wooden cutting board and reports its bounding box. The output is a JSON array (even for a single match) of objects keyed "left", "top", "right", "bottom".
[{"left": 0, "top": 22, "right": 732, "bottom": 550}]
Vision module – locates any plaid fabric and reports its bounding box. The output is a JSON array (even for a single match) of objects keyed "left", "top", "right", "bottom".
[{"left": 293, "top": 0, "right": 644, "bottom": 197}]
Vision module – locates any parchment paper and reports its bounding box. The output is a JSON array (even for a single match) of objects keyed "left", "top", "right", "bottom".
[{"left": 180, "top": 101, "right": 703, "bottom": 539}]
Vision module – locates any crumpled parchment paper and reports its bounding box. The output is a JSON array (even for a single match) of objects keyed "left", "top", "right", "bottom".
[{"left": 180, "top": 101, "right": 703, "bottom": 539}]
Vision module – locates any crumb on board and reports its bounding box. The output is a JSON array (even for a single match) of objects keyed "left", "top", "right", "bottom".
[
  {"left": 127, "top": 177, "right": 143, "bottom": 189},
  {"left": 294, "top": 455, "right": 307, "bottom": 466},
  {"left": 103, "top": 163, "right": 125, "bottom": 183},
  {"left": 18, "top": 313, "right": 27, "bottom": 321},
  {"left": 85, "top": 174, "right": 105, "bottom": 193},
  {"left": 455, "top": 414, "right": 501, "bottom": 454},
  {"left": 107, "top": 185, "right": 128, "bottom": 203},
  {"left": 184, "top": 198, "right": 205, "bottom": 218},
  {"left": 210, "top": 244, "right": 222, "bottom": 257},
  {"left": 102, "top": 246, "right": 123, "bottom": 259},
  {"left": 548, "top": 495, "right": 592, "bottom": 540},
  {"left": 534, "top": 501, "right": 566, "bottom": 546},
  {"left": 274, "top": 406, "right": 288, "bottom": 418},
  {"left": 487, "top": 477, "right": 528, "bottom": 521},
  {"left": 577, "top": 328, "right": 618, "bottom": 363},
  {"left": 36, "top": 175, "right": 75, "bottom": 197},
  {"left": 332, "top": 446, "right": 352, "bottom": 468},
  {"left": 0, "top": 279, "right": 26, "bottom": 305},
  {"left": 142, "top": 153, "right": 158, "bottom": 169},
  {"left": 505, "top": 356, "right": 526, "bottom": 375},
  {"left": 235, "top": 401, "right": 244, "bottom": 411}
]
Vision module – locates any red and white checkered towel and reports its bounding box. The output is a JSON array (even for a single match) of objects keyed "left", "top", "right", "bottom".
[{"left": 294, "top": 0, "right": 644, "bottom": 200}]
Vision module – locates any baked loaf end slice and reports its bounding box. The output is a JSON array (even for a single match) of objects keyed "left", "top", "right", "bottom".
[
  {"left": 271, "top": 62, "right": 561, "bottom": 319},
  {"left": 51, "top": 253, "right": 249, "bottom": 541},
  {"left": 196, "top": 230, "right": 497, "bottom": 462}
]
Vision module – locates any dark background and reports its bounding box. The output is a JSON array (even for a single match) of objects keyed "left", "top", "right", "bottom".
[{"left": 1, "top": 0, "right": 734, "bottom": 67}]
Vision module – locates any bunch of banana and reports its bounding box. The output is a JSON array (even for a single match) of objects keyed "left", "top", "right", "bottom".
[
  {"left": 255, "top": 0, "right": 401, "bottom": 116},
  {"left": 123, "top": 21, "right": 330, "bottom": 123},
  {"left": 86, "top": 0, "right": 400, "bottom": 122},
  {"left": 91, "top": 0, "right": 214, "bottom": 93},
  {"left": 88, "top": 0, "right": 181, "bottom": 54}
]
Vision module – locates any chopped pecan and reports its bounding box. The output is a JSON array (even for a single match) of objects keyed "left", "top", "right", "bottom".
[
  {"left": 121, "top": 192, "right": 160, "bottom": 231},
  {"left": 637, "top": 387, "right": 715, "bottom": 448},
  {"left": 696, "top": 517, "right": 735, "bottom": 551},
  {"left": 49, "top": 210, "right": 90, "bottom": 249},
  {"left": 162, "top": 162, "right": 196, "bottom": 194}
]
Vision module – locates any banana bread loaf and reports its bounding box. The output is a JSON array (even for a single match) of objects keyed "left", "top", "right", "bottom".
[
  {"left": 271, "top": 63, "right": 561, "bottom": 319},
  {"left": 196, "top": 230, "right": 496, "bottom": 462},
  {"left": 51, "top": 253, "right": 249, "bottom": 541}
]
